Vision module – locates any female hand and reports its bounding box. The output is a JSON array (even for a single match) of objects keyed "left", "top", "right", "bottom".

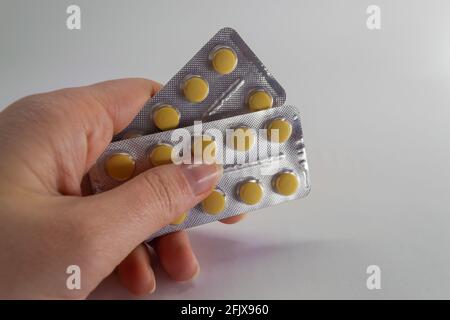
[{"left": 0, "top": 78, "right": 245, "bottom": 299}]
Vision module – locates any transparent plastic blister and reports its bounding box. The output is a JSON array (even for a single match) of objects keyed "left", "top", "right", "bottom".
[
  {"left": 115, "top": 27, "right": 286, "bottom": 141},
  {"left": 89, "top": 105, "right": 310, "bottom": 240}
]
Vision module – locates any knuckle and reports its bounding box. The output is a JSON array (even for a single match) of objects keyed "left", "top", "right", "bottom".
[
  {"left": 136, "top": 168, "right": 189, "bottom": 223},
  {"left": 141, "top": 170, "right": 176, "bottom": 213}
]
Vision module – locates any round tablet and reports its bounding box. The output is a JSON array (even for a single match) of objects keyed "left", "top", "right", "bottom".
[
  {"left": 231, "top": 127, "right": 255, "bottom": 151},
  {"left": 171, "top": 212, "right": 188, "bottom": 225},
  {"left": 153, "top": 105, "right": 180, "bottom": 131},
  {"left": 273, "top": 171, "right": 299, "bottom": 196},
  {"left": 192, "top": 136, "right": 216, "bottom": 162},
  {"left": 266, "top": 119, "right": 292, "bottom": 143},
  {"left": 211, "top": 47, "right": 238, "bottom": 75},
  {"left": 202, "top": 189, "right": 226, "bottom": 215},
  {"left": 122, "top": 131, "right": 143, "bottom": 139},
  {"left": 183, "top": 75, "right": 209, "bottom": 103},
  {"left": 247, "top": 90, "right": 273, "bottom": 112},
  {"left": 238, "top": 179, "right": 263, "bottom": 205},
  {"left": 104, "top": 153, "right": 135, "bottom": 181},
  {"left": 148, "top": 144, "right": 173, "bottom": 167}
]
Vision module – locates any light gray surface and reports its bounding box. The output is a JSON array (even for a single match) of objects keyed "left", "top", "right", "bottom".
[{"left": 1, "top": 0, "right": 450, "bottom": 299}]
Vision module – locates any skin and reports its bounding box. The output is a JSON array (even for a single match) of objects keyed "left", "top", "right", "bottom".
[{"left": 0, "top": 78, "right": 245, "bottom": 299}]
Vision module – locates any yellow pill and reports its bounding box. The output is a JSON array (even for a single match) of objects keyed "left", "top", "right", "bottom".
[
  {"left": 211, "top": 47, "right": 238, "bottom": 75},
  {"left": 148, "top": 144, "right": 173, "bottom": 167},
  {"left": 231, "top": 127, "right": 255, "bottom": 151},
  {"left": 122, "top": 131, "right": 143, "bottom": 139},
  {"left": 202, "top": 189, "right": 226, "bottom": 215},
  {"left": 183, "top": 75, "right": 209, "bottom": 103},
  {"left": 153, "top": 105, "right": 180, "bottom": 131},
  {"left": 104, "top": 153, "right": 135, "bottom": 181},
  {"left": 266, "top": 119, "right": 292, "bottom": 143},
  {"left": 238, "top": 179, "right": 263, "bottom": 205},
  {"left": 192, "top": 136, "right": 216, "bottom": 162},
  {"left": 171, "top": 212, "right": 188, "bottom": 225},
  {"left": 247, "top": 90, "right": 273, "bottom": 112},
  {"left": 273, "top": 171, "right": 299, "bottom": 196}
]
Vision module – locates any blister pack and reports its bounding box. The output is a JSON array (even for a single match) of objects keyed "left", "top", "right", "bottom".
[
  {"left": 115, "top": 27, "right": 286, "bottom": 141},
  {"left": 89, "top": 105, "right": 310, "bottom": 240}
]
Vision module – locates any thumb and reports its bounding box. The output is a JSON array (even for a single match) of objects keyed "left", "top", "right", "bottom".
[{"left": 78, "top": 163, "right": 222, "bottom": 258}]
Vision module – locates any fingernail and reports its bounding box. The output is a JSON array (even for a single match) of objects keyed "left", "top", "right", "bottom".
[
  {"left": 147, "top": 282, "right": 156, "bottom": 295},
  {"left": 176, "top": 262, "right": 200, "bottom": 283},
  {"left": 181, "top": 164, "right": 223, "bottom": 196},
  {"left": 191, "top": 265, "right": 200, "bottom": 280}
]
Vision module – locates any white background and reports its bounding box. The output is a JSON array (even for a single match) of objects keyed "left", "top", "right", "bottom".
[{"left": 1, "top": 0, "right": 450, "bottom": 299}]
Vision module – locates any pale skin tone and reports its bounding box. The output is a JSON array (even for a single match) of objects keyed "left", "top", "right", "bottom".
[{"left": 0, "top": 78, "right": 245, "bottom": 299}]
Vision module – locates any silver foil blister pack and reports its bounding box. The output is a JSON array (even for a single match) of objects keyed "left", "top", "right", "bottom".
[
  {"left": 89, "top": 105, "right": 310, "bottom": 240},
  {"left": 115, "top": 27, "right": 286, "bottom": 141}
]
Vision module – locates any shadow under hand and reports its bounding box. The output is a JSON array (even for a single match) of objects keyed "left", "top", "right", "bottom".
[{"left": 89, "top": 229, "right": 336, "bottom": 300}]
